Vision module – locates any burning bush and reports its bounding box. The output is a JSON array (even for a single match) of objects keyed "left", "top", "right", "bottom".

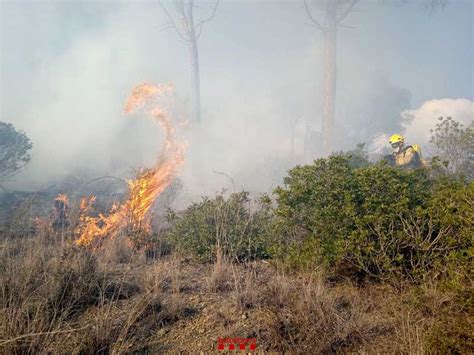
[
  {"left": 271, "top": 155, "right": 472, "bottom": 281},
  {"left": 165, "top": 191, "right": 272, "bottom": 262}
]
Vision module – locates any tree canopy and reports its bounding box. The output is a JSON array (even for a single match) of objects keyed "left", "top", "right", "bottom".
[{"left": 0, "top": 122, "right": 33, "bottom": 180}]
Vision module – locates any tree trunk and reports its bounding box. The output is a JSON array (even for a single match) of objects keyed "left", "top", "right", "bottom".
[
  {"left": 321, "top": 0, "right": 337, "bottom": 155},
  {"left": 186, "top": 1, "right": 201, "bottom": 124}
]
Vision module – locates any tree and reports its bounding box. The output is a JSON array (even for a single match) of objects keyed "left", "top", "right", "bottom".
[
  {"left": 0, "top": 122, "right": 33, "bottom": 184},
  {"left": 159, "top": 0, "right": 219, "bottom": 124},
  {"left": 303, "top": 0, "right": 446, "bottom": 155},
  {"left": 430, "top": 117, "right": 474, "bottom": 180},
  {"left": 304, "top": 0, "right": 359, "bottom": 155}
]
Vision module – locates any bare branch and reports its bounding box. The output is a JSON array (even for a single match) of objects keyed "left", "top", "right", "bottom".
[
  {"left": 307, "top": 21, "right": 324, "bottom": 31},
  {"left": 158, "top": 0, "right": 189, "bottom": 42},
  {"left": 339, "top": 24, "right": 357, "bottom": 30},
  {"left": 198, "top": 0, "right": 219, "bottom": 26},
  {"left": 195, "top": 0, "right": 219, "bottom": 40},
  {"left": 336, "top": 0, "right": 358, "bottom": 25},
  {"left": 424, "top": 0, "right": 447, "bottom": 13},
  {"left": 177, "top": 0, "right": 193, "bottom": 38},
  {"left": 303, "top": 0, "right": 325, "bottom": 31},
  {"left": 158, "top": 23, "right": 175, "bottom": 32},
  {"left": 213, "top": 169, "right": 236, "bottom": 192}
]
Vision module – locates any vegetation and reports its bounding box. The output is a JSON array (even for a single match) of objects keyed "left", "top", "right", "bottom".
[
  {"left": 0, "top": 121, "right": 33, "bottom": 182},
  {"left": 165, "top": 191, "right": 272, "bottom": 262},
  {"left": 271, "top": 156, "right": 472, "bottom": 281},
  {"left": 1, "top": 236, "right": 471, "bottom": 353},
  {"left": 0, "top": 238, "right": 187, "bottom": 353},
  {"left": 1, "top": 119, "right": 472, "bottom": 353},
  {"left": 430, "top": 116, "right": 474, "bottom": 180}
]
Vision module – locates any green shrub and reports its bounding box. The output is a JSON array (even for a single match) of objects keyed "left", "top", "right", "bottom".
[
  {"left": 272, "top": 154, "right": 472, "bottom": 280},
  {"left": 165, "top": 191, "right": 272, "bottom": 262},
  {"left": 430, "top": 116, "right": 474, "bottom": 180}
]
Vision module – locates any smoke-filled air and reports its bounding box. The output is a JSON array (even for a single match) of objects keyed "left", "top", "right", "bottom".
[{"left": 1, "top": 1, "right": 472, "bottom": 353}]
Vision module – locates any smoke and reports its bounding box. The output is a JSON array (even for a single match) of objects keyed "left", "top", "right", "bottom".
[
  {"left": 401, "top": 98, "right": 474, "bottom": 149},
  {"left": 1, "top": 1, "right": 472, "bottom": 203},
  {"left": 369, "top": 98, "right": 474, "bottom": 155},
  {"left": 1, "top": 3, "right": 182, "bottom": 190},
  {"left": 1, "top": 1, "right": 319, "bottom": 197}
]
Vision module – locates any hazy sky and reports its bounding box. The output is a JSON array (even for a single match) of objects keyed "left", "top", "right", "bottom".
[{"left": 0, "top": 0, "right": 472, "bottom": 196}]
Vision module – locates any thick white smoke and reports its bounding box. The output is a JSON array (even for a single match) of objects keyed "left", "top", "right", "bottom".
[
  {"left": 370, "top": 98, "right": 474, "bottom": 155},
  {"left": 401, "top": 98, "right": 474, "bottom": 148}
]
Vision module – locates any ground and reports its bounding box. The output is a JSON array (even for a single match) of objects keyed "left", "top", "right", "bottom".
[{"left": 1, "top": 236, "right": 471, "bottom": 354}]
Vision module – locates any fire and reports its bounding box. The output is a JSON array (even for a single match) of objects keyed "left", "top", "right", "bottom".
[
  {"left": 54, "top": 193, "right": 68, "bottom": 204},
  {"left": 75, "top": 83, "right": 185, "bottom": 247},
  {"left": 54, "top": 193, "right": 70, "bottom": 227}
]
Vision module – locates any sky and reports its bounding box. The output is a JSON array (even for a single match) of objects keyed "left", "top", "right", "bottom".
[{"left": 0, "top": 0, "right": 472, "bottom": 200}]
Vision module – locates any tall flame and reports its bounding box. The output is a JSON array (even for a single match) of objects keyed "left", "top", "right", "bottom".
[{"left": 76, "top": 83, "right": 185, "bottom": 247}]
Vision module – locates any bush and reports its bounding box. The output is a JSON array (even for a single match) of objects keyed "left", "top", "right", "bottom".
[
  {"left": 272, "top": 155, "right": 472, "bottom": 280},
  {"left": 165, "top": 191, "right": 272, "bottom": 262},
  {"left": 0, "top": 121, "right": 33, "bottom": 181},
  {"left": 430, "top": 116, "right": 473, "bottom": 180}
]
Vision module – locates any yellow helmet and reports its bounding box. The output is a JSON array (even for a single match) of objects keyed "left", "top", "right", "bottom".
[{"left": 389, "top": 134, "right": 404, "bottom": 145}]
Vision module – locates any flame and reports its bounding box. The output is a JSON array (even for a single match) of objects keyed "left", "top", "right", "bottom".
[
  {"left": 55, "top": 193, "right": 69, "bottom": 204},
  {"left": 80, "top": 195, "right": 96, "bottom": 211},
  {"left": 75, "top": 83, "right": 185, "bottom": 248}
]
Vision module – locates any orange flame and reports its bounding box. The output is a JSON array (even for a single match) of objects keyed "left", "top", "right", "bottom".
[
  {"left": 55, "top": 193, "right": 69, "bottom": 204},
  {"left": 75, "top": 83, "right": 185, "bottom": 247}
]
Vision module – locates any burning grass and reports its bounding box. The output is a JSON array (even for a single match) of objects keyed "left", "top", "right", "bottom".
[{"left": 76, "top": 83, "right": 185, "bottom": 249}]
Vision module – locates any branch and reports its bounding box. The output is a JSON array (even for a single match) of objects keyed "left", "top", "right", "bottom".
[
  {"left": 178, "top": 0, "right": 193, "bottom": 38},
  {"left": 336, "top": 0, "right": 358, "bottom": 25},
  {"left": 158, "top": 23, "right": 175, "bottom": 32},
  {"left": 158, "top": 0, "right": 189, "bottom": 42},
  {"left": 303, "top": 0, "right": 325, "bottom": 32},
  {"left": 76, "top": 175, "right": 127, "bottom": 198},
  {"left": 195, "top": 0, "right": 220, "bottom": 40},
  {"left": 339, "top": 24, "right": 357, "bottom": 30},
  {"left": 213, "top": 169, "right": 235, "bottom": 192}
]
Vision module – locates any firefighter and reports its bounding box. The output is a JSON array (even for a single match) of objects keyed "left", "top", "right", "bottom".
[{"left": 388, "top": 134, "right": 422, "bottom": 169}]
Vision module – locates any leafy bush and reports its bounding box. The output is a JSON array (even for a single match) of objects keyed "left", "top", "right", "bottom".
[
  {"left": 430, "top": 116, "right": 473, "bottom": 180},
  {"left": 0, "top": 121, "right": 33, "bottom": 181},
  {"left": 272, "top": 155, "right": 472, "bottom": 280},
  {"left": 165, "top": 191, "right": 272, "bottom": 262}
]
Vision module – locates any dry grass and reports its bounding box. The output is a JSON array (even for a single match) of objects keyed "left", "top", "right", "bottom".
[
  {"left": 229, "top": 268, "right": 385, "bottom": 353},
  {"left": 0, "top": 236, "right": 179, "bottom": 354},
  {"left": 1, "top": 234, "right": 471, "bottom": 354},
  {"left": 99, "top": 236, "right": 135, "bottom": 265},
  {"left": 206, "top": 248, "right": 235, "bottom": 292}
]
